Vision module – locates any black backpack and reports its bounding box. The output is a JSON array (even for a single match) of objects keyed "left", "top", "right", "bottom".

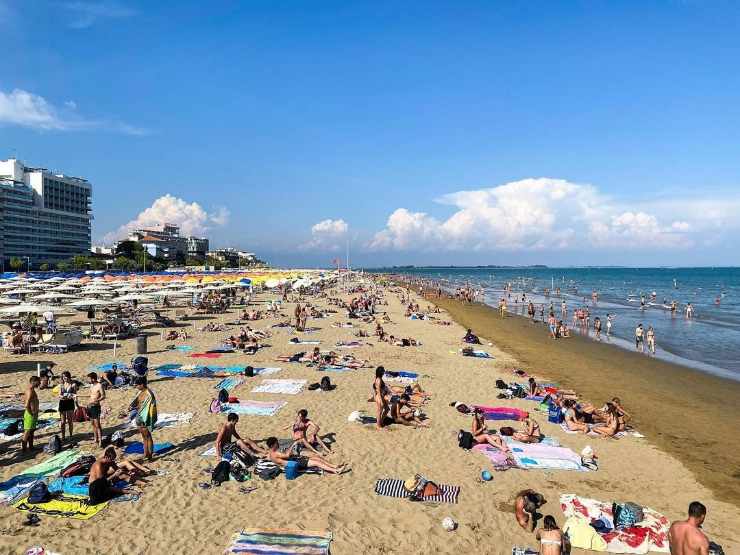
[
  {"left": 320, "top": 376, "right": 332, "bottom": 391},
  {"left": 230, "top": 461, "right": 250, "bottom": 482},
  {"left": 212, "top": 460, "right": 231, "bottom": 485},
  {"left": 458, "top": 430, "right": 475, "bottom": 450},
  {"left": 244, "top": 366, "right": 255, "bottom": 377},
  {"left": 28, "top": 482, "right": 51, "bottom": 504},
  {"left": 495, "top": 379, "right": 508, "bottom": 390},
  {"left": 2, "top": 419, "right": 20, "bottom": 436},
  {"left": 132, "top": 356, "right": 148, "bottom": 372},
  {"left": 231, "top": 448, "right": 256, "bottom": 468},
  {"left": 218, "top": 388, "right": 229, "bottom": 404}
]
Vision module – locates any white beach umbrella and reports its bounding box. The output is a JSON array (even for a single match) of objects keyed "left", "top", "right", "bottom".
[
  {"left": 115, "top": 294, "right": 155, "bottom": 302},
  {"left": 0, "top": 304, "right": 73, "bottom": 314},
  {"left": 32, "top": 292, "right": 79, "bottom": 300},
  {"left": 0, "top": 297, "right": 21, "bottom": 305},
  {"left": 5, "top": 288, "right": 36, "bottom": 295},
  {"left": 67, "top": 299, "right": 116, "bottom": 308}
]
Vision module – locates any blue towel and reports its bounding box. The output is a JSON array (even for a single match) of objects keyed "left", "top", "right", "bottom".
[{"left": 124, "top": 442, "right": 174, "bottom": 455}]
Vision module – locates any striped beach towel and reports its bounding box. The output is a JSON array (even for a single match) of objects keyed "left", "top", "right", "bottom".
[
  {"left": 225, "top": 528, "right": 332, "bottom": 554},
  {"left": 374, "top": 478, "right": 460, "bottom": 504}
]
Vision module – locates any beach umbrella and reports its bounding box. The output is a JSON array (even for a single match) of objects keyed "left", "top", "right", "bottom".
[
  {"left": 0, "top": 297, "right": 21, "bottom": 305},
  {"left": 5, "top": 288, "right": 36, "bottom": 295},
  {"left": 114, "top": 294, "right": 155, "bottom": 302},
  {"left": 0, "top": 304, "right": 73, "bottom": 314},
  {"left": 67, "top": 299, "right": 116, "bottom": 308},
  {"left": 31, "top": 292, "right": 79, "bottom": 300}
]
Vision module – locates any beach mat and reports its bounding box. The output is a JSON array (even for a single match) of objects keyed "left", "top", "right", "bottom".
[
  {"left": 127, "top": 412, "right": 192, "bottom": 431},
  {"left": 374, "top": 478, "right": 459, "bottom": 504},
  {"left": 0, "top": 475, "right": 43, "bottom": 505},
  {"left": 14, "top": 493, "right": 107, "bottom": 520},
  {"left": 473, "top": 444, "right": 516, "bottom": 471},
  {"left": 124, "top": 442, "right": 174, "bottom": 455},
  {"left": 225, "top": 527, "right": 332, "bottom": 554},
  {"left": 508, "top": 443, "right": 585, "bottom": 471},
  {"left": 19, "top": 450, "right": 82, "bottom": 477},
  {"left": 251, "top": 379, "right": 306, "bottom": 395},
  {"left": 459, "top": 349, "right": 493, "bottom": 358},
  {"left": 220, "top": 400, "right": 287, "bottom": 417}
]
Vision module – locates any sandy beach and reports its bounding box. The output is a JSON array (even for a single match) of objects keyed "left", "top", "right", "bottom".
[{"left": 1, "top": 278, "right": 738, "bottom": 555}]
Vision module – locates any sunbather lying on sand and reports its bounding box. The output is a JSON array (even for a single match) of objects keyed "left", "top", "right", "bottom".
[
  {"left": 265, "top": 437, "right": 349, "bottom": 474},
  {"left": 215, "top": 413, "right": 266, "bottom": 458}
]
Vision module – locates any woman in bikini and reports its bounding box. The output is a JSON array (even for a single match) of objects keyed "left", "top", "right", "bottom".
[
  {"left": 373, "top": 366, "right": 390, "bottom": 430},
  {"left": 591, "top": 403, "right": 619, "bottom": 438},
  {"left": 472, "top": 410, "right": 513, "bottom": 457},
  {"left": 563, "top": 400, "right": 589, "bottom": 433},
  {"left": 512, "top": 417, "right": 544, "bottom": 443},
  {"left": 536, "top": 515, "right": 568, "bottom": 555},
  {"left": 290, "top": 409, "right": 331, "bottom": 456}
]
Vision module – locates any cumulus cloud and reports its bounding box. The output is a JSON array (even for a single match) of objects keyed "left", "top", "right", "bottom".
[
  {"left": 0, "top": 88, "right": 148, "bottom": 135},
  {"left": 101, "top": 194, "right": 230, "bottom": 244},
  {"left": 302, "top": 219, "right": 348, "bottom": 251},
  {"left": 61, "top": 1, "right": 136, "bottom": 29},
  {"left": 369, "top": 178, "right": 739, "bottom": 253}
]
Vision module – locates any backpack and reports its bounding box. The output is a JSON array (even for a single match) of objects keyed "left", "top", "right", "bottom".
[
  {"left": 218, "top": 388, "right": 229, "bottom": 404},
  {"left": 132, "top": 356, "right": 148, "bottom": 372},
  {"left": 244, "top": 366, "right": 255, "bottom": 377},
  {"left": 320, "top": 376, "right": 332, "bottom": 391},
  {"left": 61, "top": 455, "right": 96, "bottom": 478},
  {"left": 100, "top": 435, "right": 112, "bottom": 448},
  {"left": 111, "top": 431, "right": 124, "bottom": 447},
  {"left": 455, "top": 403, "right": 471, "bottom": 414},
  {"left": 613, "top": 502, "right": 644, "bottom": 529},
  {"left": 511, "top": 384, "right": 528, "bottom": 399},
  {"left": 230, "top": 461, "right": 250, "bottom": 482},
  {"left": 2, "top": 419, "right": 20, "bottom": 436},
  {"left": 73, "top": 405, "right": 89, "bottom": 423},
  {"left": 458, "top": 430, "right": 475, "bottom": 450},
  {"left": 255, "top": 460, "right": 281, "bottom": 480},
  {"left": 44, "top": 434, "right": 62, "bottom": 455},
  {"left": 495, "top": 379, "right": 508, "bottom": 390},
  {"left": 211, "top": 461, "right": 231, "bottom": 485},
  {"left": 28, "top": 482, "right": 51, "bottom": 504},
  {"left": 230, "top": 448, "right": 256, "bottom": 468}
]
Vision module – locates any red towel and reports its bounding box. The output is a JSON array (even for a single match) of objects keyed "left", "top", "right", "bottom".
[{"left": 189, "top": 353, "right": 222, "bottom": 359}]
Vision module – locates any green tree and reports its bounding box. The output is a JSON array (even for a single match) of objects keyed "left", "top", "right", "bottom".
[
  {"left": 113, "top": 256, "right": 135, "bottom": 271},
  {"left": 72, "top": 255, "right": 89, "bottom": 270},
  {"left": 56, "top": 261, "right": 71, "bottom": 271},
  {"left": 9, "top": 257, "right": 24, "bottom": 271},
  {"left": 39, "top": 263, "right": 50, "bottom": 271}
]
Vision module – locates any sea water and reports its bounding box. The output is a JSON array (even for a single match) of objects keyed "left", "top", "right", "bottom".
[{"left": 377, "top": 267, "right": 740, "bottom": 381}]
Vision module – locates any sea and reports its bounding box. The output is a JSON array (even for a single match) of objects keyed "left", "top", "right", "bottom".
[{"left": 374, "top": 267, "right": 740, "bottom": 382}]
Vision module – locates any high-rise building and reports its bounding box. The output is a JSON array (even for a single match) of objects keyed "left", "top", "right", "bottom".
[{"left": 0, "top": 158, "right": 92, "bottom": 269}]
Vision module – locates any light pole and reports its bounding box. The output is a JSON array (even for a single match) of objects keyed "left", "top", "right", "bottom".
[{"left": 25, "top": 256, "right": 30, "bottom": 273}]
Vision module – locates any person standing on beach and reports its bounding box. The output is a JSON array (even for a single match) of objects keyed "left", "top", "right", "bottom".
[
  {"left": 561, "top": 300, "right": 567, "bottom": 319},
  {"left": 594, "top": 317, "right": 602, "bottom": 341},
  {"left": 686, "top": 303, "right": 694, "bottom": 319},
  {"left": 647, "top": 325, "right": 656, "bottom": 355},
  {"left": 668, "top": 501, "right": 708, "bottom": 555},
  {"left": 22, "top": 376, "right": 40, "bottom": 452},
  {"left": 606, "top": 314, "right": 613, "bottom": 338},
  {"left": 86, "top": 372, "right": 105, "bottom": 447},
  {"left": 127, "top": 376, "right": 157, "bottom": 461},
  {"left": 635, "top": 324, "right": 645, "bottom": 353}
]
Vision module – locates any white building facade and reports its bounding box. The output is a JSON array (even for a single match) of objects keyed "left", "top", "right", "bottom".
[{"left": 0, "top": 158, "right": 92, "bottom": 269}]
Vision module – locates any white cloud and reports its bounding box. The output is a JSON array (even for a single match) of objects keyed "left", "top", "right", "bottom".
[
  {"left": 302, "top": 219, "right": 348, "bottom": 251},
  {"left": 369, "top": 177, "right": 740, "bottom": 253},
  {"left": 61, "top": 1, "right": 136, "bottom": 29},
  {"left": 101, "top": 194, "right": 230, "bottom": 244},
  {"left": 0, "top": 88, "right": 149, "bottom": 135}
]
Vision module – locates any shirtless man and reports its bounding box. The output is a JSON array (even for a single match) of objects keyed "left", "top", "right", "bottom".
[
  {"left": 635, "top": 324, "right": 645, "bottom": 353},
  {"left": 22, "top": 376, "right": 40, "bottom": 452},
  {"left": 215, "top": 412, "right": 265, "bottom": 459},
  {"left": 390, "top": 394, "right": 428, "bottom": 428},
  {"left": 669, "top": 502, "right": 709, "bottom": 555},
  {"left": 87, "top": 446, "right": 149, "bottom": 504},
  {"left": 264, "top": 436, "right": 348, "bottom": 474},
  {"left": 86, "top": 372, "right": 106, "bottom": 446}
]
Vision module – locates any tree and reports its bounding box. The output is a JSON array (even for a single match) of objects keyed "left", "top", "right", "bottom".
[
  {"left": 9, "top": 257, "right": 24, "bottom": 271},
  {"left": 113, "top": 256, "right": 135, "bottom": 271},
  {"left": 39, "top": 263, "right": 50, "bottom": 271},
  {"left": 72, "top": 255, "right": 89, "bottom": 270},
  {"left": 56, "top": 261, "right": 71, "bottom": 271}
]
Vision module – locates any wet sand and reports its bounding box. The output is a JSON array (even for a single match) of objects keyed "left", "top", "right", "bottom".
[{"left": 431, "top": 293, "right": 740, "bottom": 508}]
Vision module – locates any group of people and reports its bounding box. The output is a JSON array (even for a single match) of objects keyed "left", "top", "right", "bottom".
[{"left": 371, "top": 366, "right": 429, "bottom": 430}]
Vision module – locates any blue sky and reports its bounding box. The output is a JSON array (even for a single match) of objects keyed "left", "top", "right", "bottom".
[{"left": 2, "top": 1, "right": 740, "bottom": 267}]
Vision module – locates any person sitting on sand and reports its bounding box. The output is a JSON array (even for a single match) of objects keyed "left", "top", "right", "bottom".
[
  {"left": 373, "top": 366, "right": 391, "bottom": 430},
  {"left": 515, "top": 490, "right": 547, "bottom": 531},
  {"left": 88, "top": 446, "right": 149, "bottom": 504},
  {"left": 563, "top": 400, "right": 589, "bottom": 433},
  {"left": 591, "top": 403, "right": 619, "bottom": 438},
  {"left": 512, "top": 416, "right": 544, "bottom": 443},
  {"left": 528, "top": 377, "right": 546, "bottom": 398},
  {"left": 390, "top": 394, "right": 429, "bottom": 428},
  {"left": 216, "top": 412, "right": 265, "bottom": 458},
  {"left": 611, "top": 397, "right": 631, "bottom": 431},
  {"left": 463, "top": 328, "right": 481, "bottom": 344},
  {"left": 669, "top": 501, "right": 709, "bottom": 555},
  {"left": 288, "top": 409, "right": 331, "bottom": 456},
  {"left": 472, "top": 409, "right": 512, "bottom": 456},
  {"left": 265, "top": 436, "right": 348, "bottom": 475},
  {"left": 536, "top": 515, "right": 569, "bottom": 555}
]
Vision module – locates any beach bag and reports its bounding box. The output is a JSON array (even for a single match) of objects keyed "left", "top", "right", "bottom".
[
  {"left": 230, "top": 447, "right": 256, "bottom": 468},
  {"left": 511, "top": 384, "right": 527, "bottom": 399},
  {"left": 44, "top": 434, "right": 62, "bottom": 455},
  {"left": 709, "top": 541, "right": 725, "bottom": 555},
  {"left": 218, "top": 388, "right": 229, "bottom": 404},
  {"left": 73, "top": 405, "right": 89, "bottom": 423},
  {"left": 212, "top": 461, "right": 231, "bottom": 485},
  {"left": 244, "top": 366, "right": 255, "bottom": 377},
  {"left": 458, "top": 430, "right": 475, "bottom": 450},
  {"left": 454, "top": 402, "right": 471, "bottom": 414},
  {"left": 2, "top": 419, "right": 20, "bottom": 436},
  {"left": 613, "top": 502, "right": 644, "bottom": 529},
  {"left": 27, "top": 482, "right": 51, "bottom": 504},
  {"left": 61, "top": 455, "right": 96, "bottom": 478},
  {"left": 255, "top": 460, "right": 281, "bottom": 480},
  {"left": 111, "top": 431, "right": 124, "bottom": 447},
  {"left": 132, "top": 356, "right": 148, "bottom": 373},
  {"left": 100, "top": 434, "right": 112, "bottom": 448},
  {"left": 495, "top": 379, "right": 508, "bottom": 390},
  {"left": 548, "top": 404, "right": 563, "bottom": 424},
  {"left": 229, "top": 461, "right": 250, "bottom": 482},
  {"left": 320, "top": 376, "right": 332, "bottom": 391}
]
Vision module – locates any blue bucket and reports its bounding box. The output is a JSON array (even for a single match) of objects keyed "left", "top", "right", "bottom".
[{"left": 284, "top": 460, "right": 300, "bottom": 480}]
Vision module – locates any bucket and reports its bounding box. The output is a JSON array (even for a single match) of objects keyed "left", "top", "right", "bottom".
[{"left": 284, "top": 460, "right": 300, "bottom": 480}]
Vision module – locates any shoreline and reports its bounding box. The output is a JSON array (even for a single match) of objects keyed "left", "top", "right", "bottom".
[{"left": 425, "top": 291, "right": 740, "bottom": 508}]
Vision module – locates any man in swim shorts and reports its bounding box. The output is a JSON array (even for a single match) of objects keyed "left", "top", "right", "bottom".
[
  {"left": 668, "top": 501, "right": 709, "bottom": 555},
  {"left": 86, "top": 372, "right": 106, "bottom": 446},
  {"left": 265, "top": 436, "right": 348, "bottom": 474},
  {"left": 22, "top": 376, "right": 40, "bottom": 452},
  {"left": 635, "top": 324, "right": 644, "bottom": 353}
]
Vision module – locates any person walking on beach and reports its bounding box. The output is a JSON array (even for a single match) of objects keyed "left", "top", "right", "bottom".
[
  {"left": 647, "top": 325, "right": 656, "bottom": 355},
  {"left": 668, "top": 501, "right": 708, "bottom": 555},
  {"left": 635, "top": 324, "right": 645, "bottom": 353},
  {"left": 86, "top": 372, "right": 105, "bottom": 447},
  {"left": 561, "top": 300, "right": 567, "bottom": 319},
  {"left": 22, "top": 376, "right": 40, "bottom": 452},
  {"left": 685, "top": 303, "right": 694, "bottom": 319},
  {"left": 594, "top": 317, "right": 602, "bottom": 341},
  {"left": 606, "top": 314, "right": 613, "bottom": 339}
]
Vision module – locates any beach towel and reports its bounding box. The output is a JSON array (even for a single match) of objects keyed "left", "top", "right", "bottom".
[
  {"left": 189, "top": 352, "right": 222, "bottom": 359},
  {"left": 460, "top": 349, "right": 493, "bottom": 358},
  {"left": 508, "top": 442, "right": 585, "bottom": 471},
  {"left": 560, "top": 494, "right": 670, "bottom": 554},
  {"left": 0, "top": 474, "right": 42, "bottom": 505},
  {"left": 1, "top": 417, "right": 58, "bottom": 442},
  {"left": 128, "top": 412, "right": 192, "bottom": 431},
  {"left": 221, "top": 400, "right": 287, "bottom": 417},
  {"left": 473, "top": 444, "right": 516, "bottom": 471},
  {"left": 474, "top": 406, "right": 529, "bottom": 422},
  {"left": 216, "top": 376, "right": 245, "bottom": 391},
  {"left": 172, "top": 345, "right": 193, "bottom": 352},
  {"left": 14, "top": 493, "right": 107, "bottom": 520},
  {"left": 320, "top": 365, "right": 355, "bottom": 372},
  {"left": 131, "top": 388, "right": 158, "bottom": 432},
  {"left": 19, "top": 450, "right": 82, "bottom": 477},
  {"left": 124, "top": 441, "right": 174, "bottom": 455},
  {"left": 93, "top": 362, "right": 127, "bottom": 372},
  {"left": 47, "top": 475, "right": 129, "bottom": 498},
  {"left": 251, "top": 379, "right": 307, "bottom": 395},
  {"left": 208, "top": 345, "right": 236, "bottom": 353},
  {"left": 288, "top": 339, "right": 320, "bottom": 345},
  {"left": 374, "top": 478, "right": 460, "bottom": 504},
  {"left": 219, "top": 366, "right": 282, "bottom": 376},
  {"left": 225, "top": 528, "right": 332, "bottom": 554},
  {"left": 156, "top": 367, "right": 216, "bottom": 378}
]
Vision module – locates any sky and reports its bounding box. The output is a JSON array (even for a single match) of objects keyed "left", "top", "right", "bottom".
[{"left": 2, "top": 0, "right": 740, "bottom": 268}]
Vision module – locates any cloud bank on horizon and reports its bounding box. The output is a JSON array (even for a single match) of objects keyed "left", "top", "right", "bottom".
[
  {"left": 366, "top": 178, "right": 739, "bottom": 255},
  {"left": 101, "top": 195, "right": 230, "bottom": 244},
  {"left": 301, "top": 219, "right": 348, "bottom": 251}
]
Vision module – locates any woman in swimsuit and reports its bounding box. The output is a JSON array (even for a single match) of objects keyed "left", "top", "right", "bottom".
[
  {"left": 58, "top": 371, "right": 77, "bottom": 442},
  {"left": 512, "top": 417, "right": 544, "bottom": 443},
  {"left": 373, "top": 366, "right": 390, "bottom": 430},
  {"left": 290, "top": 409, "right": 331, "bottom": 456},
  {"left": 563, "top": 400, "right": 589, "bottom": 433},
  {"left": 592, "top": 403, "right": 619, "bottom": 437},
  {"left": 472, "top": 410, "right": 512, "bottom": 457},
  {"left": 536, "top": 515, "right": 567, "bottom": 555}
]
